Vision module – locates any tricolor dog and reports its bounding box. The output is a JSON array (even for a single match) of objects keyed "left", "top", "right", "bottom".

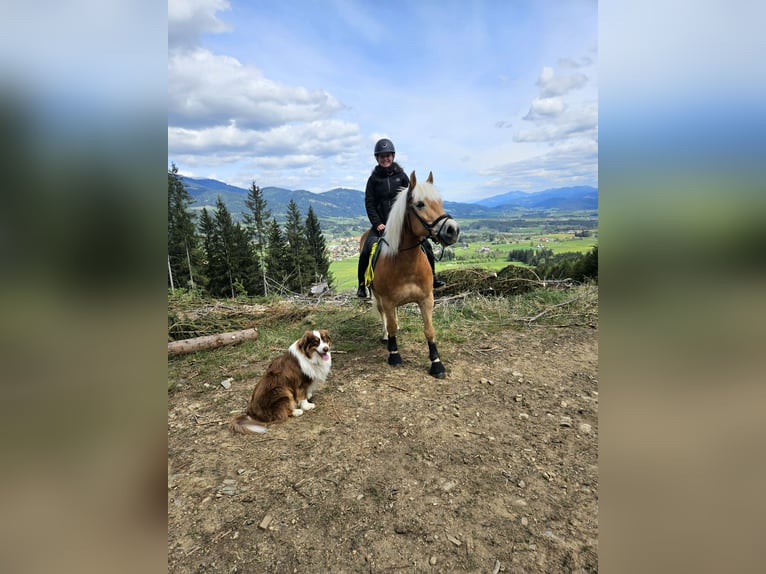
[{"left": 229, "top": 330, "right": 332, "bottom": 434}]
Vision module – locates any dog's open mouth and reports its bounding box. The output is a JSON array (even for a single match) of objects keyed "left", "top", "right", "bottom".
[{"left": 320, "top": 352, "right": 330, "bottom": 361}]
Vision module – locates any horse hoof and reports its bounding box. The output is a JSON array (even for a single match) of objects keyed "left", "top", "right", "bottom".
[
  {"left": 388, "top": 354, "right": 403, "bottom": 366},
  {"left": 429, "top": 363, "right": 446, "bottom": 378}
]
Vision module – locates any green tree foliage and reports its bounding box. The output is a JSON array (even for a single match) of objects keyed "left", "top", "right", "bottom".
[
  {"left": 199, "top": 197, "right": 261, "bottom": 297},
  {"left": 534, "top": 246, "right": 598, "bottom": 282},
  {"left": 263, "top": 217, "right": 291, "bottom": 293},
  {"left": 168, "top": 168, "right": 337, "bottom": 298},
  {"left": 198, "top": 207, "right": 223, "bottom": 293},
  {"left": 507, "top": 245, "right": 598, "bottom": 282},
  {"left": 283, "top": 200, "right": 314, "bottom": 293},
  {"left": 242, "top": 180, "right": 271, "bottom": 295},
  {"left": 167, "top": 164, "right": 201, "bottom": 290},
  {"left": 304, "top": 206, "right": 334, "bottom": 289},
  {"left": 507, "top": 247, "right": 553, "bottom": 266}
]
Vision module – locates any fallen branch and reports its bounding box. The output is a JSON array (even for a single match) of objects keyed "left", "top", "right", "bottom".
[
  {"left": 168, "top": 327, "right": 259, "bottom": 356},
  {"left": 385, "top": 383, "right": 410, "bottom": 392},
  {"left": 513, "top": 288, "right": 597, "bottom": 325}
]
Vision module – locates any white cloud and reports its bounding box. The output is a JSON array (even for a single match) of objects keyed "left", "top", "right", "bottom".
[
  {"left": 523, "top": 97, "right": 565, "bottom": 119},
  {"left": 168, "top": 0, "right": 232, "bottom": 49},
  {"left": 167, "top": 1, "right": 365, "bottom": 191},
  {"left": 481, "top": 138, "right": 597, "bottom": 191},
  {"left": 168, "top": 49, "right": 345, "bottom": 130},
  {"left": 170, "top": 118, "right": 361, "bottom": 155},
  {"left": 536, "top": 66, "right": 588, "bottom": 97},
  {"left": 516, "top": 101, "right": 597, "bottom": 143}
]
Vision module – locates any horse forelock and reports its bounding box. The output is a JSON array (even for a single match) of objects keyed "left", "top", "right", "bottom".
[
  {"left": 413, "top": 180, "right": 442, "bottom": 204},
  {"left": 381, "top": 180, "right": 444, "bottom": 256}
]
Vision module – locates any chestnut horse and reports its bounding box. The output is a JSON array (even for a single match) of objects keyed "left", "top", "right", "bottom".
[{"left": 360, "top": 171, "right": 460, "bottom": 378}]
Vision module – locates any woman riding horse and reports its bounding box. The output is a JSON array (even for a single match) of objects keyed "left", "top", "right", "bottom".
[
  {"left": 360, "top": 170, "right": 459, "bottom": 378},
  {"left": 357, "top": 138, "right": 444, "bottom": 298}
]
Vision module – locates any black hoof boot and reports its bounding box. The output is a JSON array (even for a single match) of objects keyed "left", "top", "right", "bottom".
[
  {"left": 429, "top": 360, "right": 446, "bottom": 378},
  {"left": 388, "top": 352, "right": 403, "bottom": 366},
  {"left": 433, "top": 277, "right": 446, "bottom": 289},
  {"left": 356, "top": 284, "right": 367, "bottom": 298}
]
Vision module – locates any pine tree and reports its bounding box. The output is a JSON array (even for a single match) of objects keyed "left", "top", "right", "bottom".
[
  {"left": 264, "top": 217, "right": 291, "bottom": 294},
  {"left": 232, "top": 223, "right": 261, "bottom": 296},
  {"left": 284, "top": 200, "right": 314, "bottom": 293},
  {"left": 304, "top": 206, "right": 334, "bottom": 289},
  {"left": 199, "top": 207, "right": 227, "bottom": 297},
  {"left": 199, "top": 197, "right": 260, "bottom": 297},
  {"left": 167, "top": 164, "right": 200, "bottom": 290},
  {"left": 242, "top": 180, "right": 271, "bottom": 295}
]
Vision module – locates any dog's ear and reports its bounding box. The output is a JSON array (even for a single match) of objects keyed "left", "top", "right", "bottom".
[{"left": 296, "top": 331, "right": 316, "bottom": 355}]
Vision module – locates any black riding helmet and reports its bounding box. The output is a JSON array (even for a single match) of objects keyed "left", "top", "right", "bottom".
[{"left": 374, "top": 138, "right": 395, "bottom": 156}]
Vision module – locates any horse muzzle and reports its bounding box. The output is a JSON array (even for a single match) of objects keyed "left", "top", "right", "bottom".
[{"left": 435, "top": 218, "right": 459, "bottom": 246}]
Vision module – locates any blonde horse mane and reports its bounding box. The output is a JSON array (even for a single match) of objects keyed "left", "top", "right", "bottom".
[{"left": 380, "top": 177, "right": 442, "bottom": 257}]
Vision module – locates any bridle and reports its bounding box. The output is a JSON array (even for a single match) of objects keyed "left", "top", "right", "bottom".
[
  {"left": 410, "top": 208, "right": 453, "bottom": 246},
  {"left": 390, "top": 205, "right": 453, "bottom": 253}
]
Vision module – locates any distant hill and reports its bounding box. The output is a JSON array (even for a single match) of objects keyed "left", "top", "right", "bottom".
[
  {"left": 179, "top": 176, "right": 597, "bottom": 222},
  {"left": 180, "top": 177, "right": 366, "bottom": 221},
  {"left": 473, "top": 186, "right": 598, "bottom": 211}
]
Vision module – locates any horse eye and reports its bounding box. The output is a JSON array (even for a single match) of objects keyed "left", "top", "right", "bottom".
[{"left": 416, "top": 201, "right": 425, "bottom": 209}]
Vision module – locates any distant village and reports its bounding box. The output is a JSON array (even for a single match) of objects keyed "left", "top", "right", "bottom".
[{"left": 326, "top": 234, "right": 575, "bottom": 261}]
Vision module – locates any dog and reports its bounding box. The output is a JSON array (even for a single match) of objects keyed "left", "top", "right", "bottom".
[{"left": 229, "top": 329, "right": 332, "bottom": 434}]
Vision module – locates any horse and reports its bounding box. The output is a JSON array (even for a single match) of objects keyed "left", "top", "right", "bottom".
[{"left": 359, "top": 171, "right": 460, "bottom": 378}]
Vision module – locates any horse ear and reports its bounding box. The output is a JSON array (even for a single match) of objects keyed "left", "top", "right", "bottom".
[
  {"left": 427, "top": 171, "right": 434, "bottom": 184},
  {"left": 409, "top": 171, "right": 416, "bottom": 189}
]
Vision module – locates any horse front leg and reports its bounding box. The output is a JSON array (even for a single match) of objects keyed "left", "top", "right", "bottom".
[
  {"left": 418, "top": 295, "right": 445, "bottom": 378},
  {"left": 382, "top": 304, "right": 402, "bottom": 367}
]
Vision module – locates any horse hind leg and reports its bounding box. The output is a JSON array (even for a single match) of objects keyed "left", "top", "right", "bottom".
[{"left": 371, "top": 290, "right": 390, "bottom": 344}]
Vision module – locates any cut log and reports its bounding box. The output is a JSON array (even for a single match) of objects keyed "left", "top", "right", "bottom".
[{"left": 168, "top": 328, "right": 259, "bottom": 356}]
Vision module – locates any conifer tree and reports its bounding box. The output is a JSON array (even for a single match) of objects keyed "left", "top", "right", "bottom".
[
  {"left": 264, "top": 217, "right": 291, "bottom": 294},
  {"left": 242, "top": 180, "right": 271, "bottom": 295},
  {"left": 167, "top": 164, "right": 200, "bottom": 290},
  {"left": 284, "top": 200, "right": 314, "bottom": 293},
  {"left": 198, "top": 207, "right": 227, "bottom": 295},
  {"left": 199, "top": 197, "right": 260, "bottom": 297},
  {"left": 304, "top": 206, "right": 334, "bottom": 288}
]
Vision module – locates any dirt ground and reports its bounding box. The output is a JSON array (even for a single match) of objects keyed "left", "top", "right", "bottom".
[{"left": 168, "top": 319, "right": 598, "bottom": 573}]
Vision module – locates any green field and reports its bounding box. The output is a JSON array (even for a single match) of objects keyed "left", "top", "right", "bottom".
[{"left": 330, "top": 233, "right": 597, "bottom": 292}]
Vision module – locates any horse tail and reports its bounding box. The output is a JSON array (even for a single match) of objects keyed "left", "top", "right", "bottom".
[{"left": 229, "top": 414, "right": 268, "bottom": 434}]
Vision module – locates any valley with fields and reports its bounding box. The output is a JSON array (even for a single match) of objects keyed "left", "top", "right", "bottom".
[{"left": 179, "top": 175, "right": 598, "bottom": 293}]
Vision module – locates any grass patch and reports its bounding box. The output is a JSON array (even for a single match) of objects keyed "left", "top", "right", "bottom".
[
  {"left": 168, "top": 284, "right": 596, "bottom": 392},
  {"left": 329, "top": 236, "right": 597, "bottom": 292}
]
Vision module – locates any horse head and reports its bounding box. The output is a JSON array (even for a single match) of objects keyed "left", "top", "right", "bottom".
[{"left": 407, "top": 171, "right": 460, "bottom": 246}]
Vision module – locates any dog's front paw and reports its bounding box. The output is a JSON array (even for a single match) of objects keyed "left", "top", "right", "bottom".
[
  {"left": 300, "top": 399, "right": 315, "bottom": 410},
  {"left": 291, "top": 408, "right": 304, "bottom": 417}
]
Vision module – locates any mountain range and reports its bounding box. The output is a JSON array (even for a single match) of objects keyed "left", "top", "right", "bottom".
[{"left": 179, "top": 176, "right": 598, "bottom": 222}]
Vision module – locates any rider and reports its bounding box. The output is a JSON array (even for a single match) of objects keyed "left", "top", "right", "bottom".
[{"left": 356, "top": 138, "right": 445, "bottom": 298}]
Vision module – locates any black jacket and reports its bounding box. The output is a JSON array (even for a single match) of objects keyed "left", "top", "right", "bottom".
[{"left": 364, "top": 162, "right": 409, "bottom": 229}]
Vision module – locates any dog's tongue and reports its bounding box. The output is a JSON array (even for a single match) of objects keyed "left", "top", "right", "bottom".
[{"left": 321, "top": 352, "right": 330, "bottom": 361}]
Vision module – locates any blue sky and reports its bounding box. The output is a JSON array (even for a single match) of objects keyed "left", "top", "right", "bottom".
[{"left": 168, "top": 0, "right": 598, "bottom": 201}]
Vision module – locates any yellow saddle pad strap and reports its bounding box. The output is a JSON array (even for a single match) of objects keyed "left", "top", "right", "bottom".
[{"left": 364, "top": 240, "right": 379, "bottom": 286}]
